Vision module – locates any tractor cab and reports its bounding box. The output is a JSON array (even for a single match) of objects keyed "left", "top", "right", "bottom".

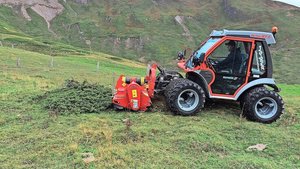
[{"left": 178, "top": 29, "right": 277, "bottom": 98}]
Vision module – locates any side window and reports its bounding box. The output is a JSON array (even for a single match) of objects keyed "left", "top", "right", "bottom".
[
  {"left": 209, "top": 41, "right": 228, "bottom": 62},
  {"left": 208, "top": 40, "right": 251, "bottom": 75},
  {"left": 252, "top": 42, "right": 267, "bottom": 76}
]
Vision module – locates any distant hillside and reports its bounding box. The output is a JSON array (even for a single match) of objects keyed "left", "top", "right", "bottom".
[{"left": 0, "top": 0, "right": 299, "bottom": 83}]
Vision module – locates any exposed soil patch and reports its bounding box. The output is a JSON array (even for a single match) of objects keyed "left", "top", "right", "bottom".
[
  {"left": 174, "top": 15, "right": 193, "bottom": 42},
  {"left": 0, "top": 0, "right": 64, "bottom": 32}
]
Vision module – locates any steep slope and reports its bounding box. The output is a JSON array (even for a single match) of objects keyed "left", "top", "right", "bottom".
[
  {"left": 0, "top": 0, "right": 299, "bottom": 83},
  {"left": 0, "top": 46, "right": 300, "bottom": 168}
]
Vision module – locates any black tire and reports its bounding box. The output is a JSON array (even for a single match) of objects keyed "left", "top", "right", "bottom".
[
  {"left": 242, "top": 87, "right": 284, "bottom": 123},
  {"left": 165, "top": 78, "right": 205, "bottom": 116}
]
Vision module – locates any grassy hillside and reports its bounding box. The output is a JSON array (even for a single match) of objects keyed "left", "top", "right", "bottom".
[
  {"left": 0, "top": 0, "right": 299, "bottom": 83},
  {"left": 0, "top": 47, "right": 299, "bottom": 168}
]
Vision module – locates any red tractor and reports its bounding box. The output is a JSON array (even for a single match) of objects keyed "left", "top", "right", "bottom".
[{"left": 113, "top": 28, "right": 284, "bottom": 123}]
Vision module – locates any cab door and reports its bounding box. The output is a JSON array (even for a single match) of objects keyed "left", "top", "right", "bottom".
[{"left": 206, "top": 38, "right": 255, "bottom": 96}]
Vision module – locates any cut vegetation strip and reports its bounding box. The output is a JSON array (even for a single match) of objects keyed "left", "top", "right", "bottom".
[{"left": 34, "top": 79, "right": 112, "bottom": 114}]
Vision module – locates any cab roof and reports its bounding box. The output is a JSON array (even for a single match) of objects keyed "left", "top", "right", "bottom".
[{"left": 210, "top": 29, "right": 276, "bottom": 45}]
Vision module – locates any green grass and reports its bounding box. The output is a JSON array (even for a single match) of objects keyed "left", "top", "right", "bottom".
[{"left": 0, "top": 47, "right": 299, "bottom": 168}]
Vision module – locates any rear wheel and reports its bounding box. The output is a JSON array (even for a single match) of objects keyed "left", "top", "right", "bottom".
[
  {"left": 242, "top": 87, "right": 284, "bottom": 123},
  {"left": 165, "top": 78, "right": 205, "bottom": 116}
]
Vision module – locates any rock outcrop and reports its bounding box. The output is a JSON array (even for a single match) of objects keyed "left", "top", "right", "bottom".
[
  {"left": 222, "top": 0, "right": 248, "bottom": 21},
  {"left": 73, "top": 0, "right": 89, "bottom": 5},
  {"left": 0, "top": 0, "right": 64, "bottom": 32},
  {"left": 174, "top": 15, "right": 193, "bottom": 41}
]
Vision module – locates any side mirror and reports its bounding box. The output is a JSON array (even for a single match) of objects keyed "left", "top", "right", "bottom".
[{"left": 177, "top": 50, "right": 185, "bottom": 60}]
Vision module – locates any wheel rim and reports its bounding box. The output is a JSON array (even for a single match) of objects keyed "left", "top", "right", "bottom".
[
  {"left": 254, "top": 97, "right": 278, "bottom": 119},
  {"left": 177, "top": 89, "right": 199, "bottom": 112}
]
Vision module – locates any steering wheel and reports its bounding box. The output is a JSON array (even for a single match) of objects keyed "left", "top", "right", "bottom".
[{"left": 207, "top": 58, "right": 218, "bottom": 66}]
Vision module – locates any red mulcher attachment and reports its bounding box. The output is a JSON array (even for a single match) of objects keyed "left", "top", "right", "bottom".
[{"left": 112, "top": 64, "right": 158, "bottom": 111}]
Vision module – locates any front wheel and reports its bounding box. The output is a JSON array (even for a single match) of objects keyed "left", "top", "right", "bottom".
[
  {"left": 242, "top": 87, "right": 284, "bottom": 123},
  {"left": 165, "top": 78, "right": 205, "bottom": 116}
]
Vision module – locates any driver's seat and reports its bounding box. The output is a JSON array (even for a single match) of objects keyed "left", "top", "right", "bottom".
[{"left": 239, "top": 54, "right": 248, "bottom": 75}]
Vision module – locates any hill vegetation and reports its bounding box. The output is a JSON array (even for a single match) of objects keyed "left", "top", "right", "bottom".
[{"left": 0, "top": 0, "right": 299, "bottom": 83}]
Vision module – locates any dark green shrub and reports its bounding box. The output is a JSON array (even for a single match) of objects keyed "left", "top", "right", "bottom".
[{"left": 36, "top": 80, "right": 112, "bottom": 114}]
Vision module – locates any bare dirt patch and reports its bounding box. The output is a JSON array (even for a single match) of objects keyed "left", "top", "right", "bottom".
[{"left": 0, "top": 0, "right": 64, "bottom": 32}]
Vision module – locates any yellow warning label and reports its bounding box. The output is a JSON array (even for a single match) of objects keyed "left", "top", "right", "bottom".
[{"left": 132, "top": 89, "right": 138, "bottom": 98}]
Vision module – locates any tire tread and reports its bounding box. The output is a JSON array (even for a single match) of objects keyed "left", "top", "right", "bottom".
[
  {"left": 165, "top": 78, "right": 205, "bottom": 116},
  {"left": 243, "top": 86, "right": 284, "bottom": 123}
]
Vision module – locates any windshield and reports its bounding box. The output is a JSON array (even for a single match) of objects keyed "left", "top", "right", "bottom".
[{"left": 186, "top": 38, "right": 221, "bottom": 68}]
